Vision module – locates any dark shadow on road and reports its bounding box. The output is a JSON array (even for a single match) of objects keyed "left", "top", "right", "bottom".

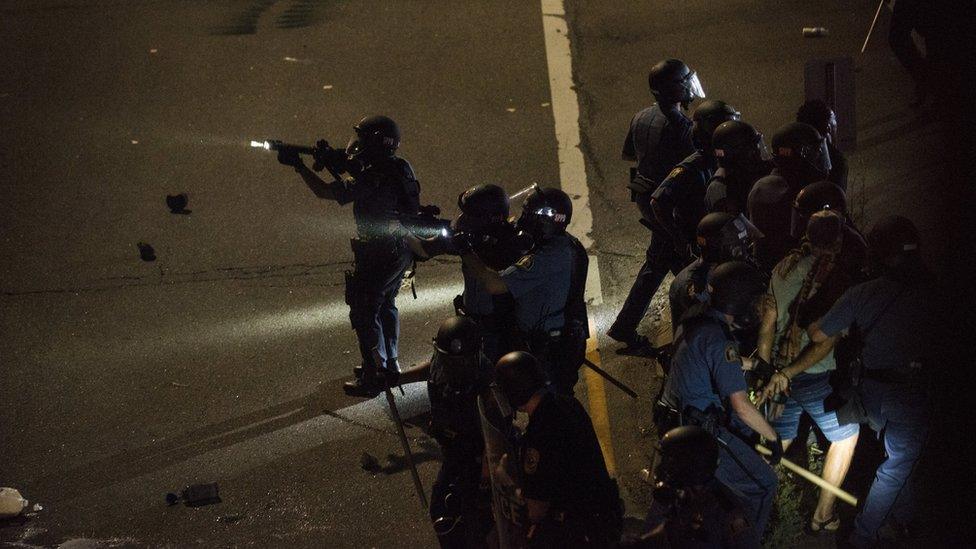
[{"left": 25, "top": 380, "right": 426, "bottom": 503}]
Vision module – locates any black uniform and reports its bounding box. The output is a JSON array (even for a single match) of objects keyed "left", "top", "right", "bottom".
[
  {"left": 520, "top": 391, "right": 622, "bottom": 546},
  {"left": 337, "top": 156, "right": 420, "bottom": 374},
  {"left": 427, "top": 352, "right": 494, "bottom": 548},
  {"left": 652, "top": 151, "right": 716, "bottom": 258},
  {"left": 704, "top": 162, "right": 773, "bottom": 215},
  {"left": 611, "top": 105, "right": 695, "bottom": 342}
]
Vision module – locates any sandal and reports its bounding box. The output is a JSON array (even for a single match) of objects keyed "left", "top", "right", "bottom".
[{"left": 806, "top": 514, "right": 841, "bottom": 535}]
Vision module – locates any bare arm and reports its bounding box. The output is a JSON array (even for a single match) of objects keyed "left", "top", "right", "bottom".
[
  {"left": 729, "top": 390, "right": 778, "bottom": 441},
  {"left": 783, "top": 334, "right": 838, "bottom": 379},
  {"left": 460, "top": 252, "right": 508, "bottom": 295},
  {"left": 808, "top": 320, "right": 830, "bottom": 343},
  {"left": 757, "top": 293, "right": 778, "bottom": 363}
]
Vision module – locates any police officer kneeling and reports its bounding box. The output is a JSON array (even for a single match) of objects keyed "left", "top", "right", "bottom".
[
  {"left": 658, "top": 261, "right": 781, "bottom": 542},
  {"left": 495, "top": 351, "right": 623, "bottom": 547},
  {"left": 427, "top": 317, "right": 495, "bottom": 548}
]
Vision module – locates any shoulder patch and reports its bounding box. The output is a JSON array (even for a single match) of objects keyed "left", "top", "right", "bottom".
[
  {"left": 523, "top": 447, "right": 540, "bottom": 475},
  {"left": 725, "top": 344, "right": 740, "bottom": 363},
  {"left": 666, "top": 166, "right": 685, "bottom": 181},
  {"left": 515, "top": 255, "right": 534, "bottom": 271}
]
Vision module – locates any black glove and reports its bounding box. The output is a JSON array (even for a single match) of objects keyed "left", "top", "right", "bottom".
[
  {"left": 277, "top": 148, "right": 303, "bottom": 169},
  {"left": 767, "top": 436, "right": 784, "bottom": 465}
]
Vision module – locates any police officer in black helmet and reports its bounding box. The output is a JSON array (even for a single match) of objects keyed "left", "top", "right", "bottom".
[
  {"left": 460, "top": 186, "right": 588, "bottom": 395},
  {"left": 808, "top": 216, "right": 933, "bottom": 547},
  {"left": 426, "top": 316, "right": 495, "bottom": 548},
  {"left": 668, "top": 212, "right": 762, "bottom": 330},
  {"left": 278, "top": 115, "right": 421, "bottom": 397},
  {"left": 408, "top": 183, "right": 524, "bottom": 363},
  {"left": 705, "top": 120, "right": 774, "bottom": 215},
  {"left": 609, "top": 59, "right": 704, "bottom": 351},
  {"left": 627, "top": 426, "right": 756, "bottom": 548},
  {"left": 796, "top": 100, "right": 848, "bottom": 191},
  {"left": 658, "top": 261, "right": 781, "bottom": 541},
  {"left": 770, "top": 122, "right": 832, "bottom": 196},
  {"left": 494, "top": 351, "right": 622, "bottom": 547},
  {"left": 652, "top": 100, "right": 741, "bottom": 264}
]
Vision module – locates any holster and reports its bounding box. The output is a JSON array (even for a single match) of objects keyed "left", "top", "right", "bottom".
[
  {"left": 653, "top": 400, "right": 681, "bottom": 434},
  {"left": 681, "top": 405, "right": 726, "bottom": 436}
]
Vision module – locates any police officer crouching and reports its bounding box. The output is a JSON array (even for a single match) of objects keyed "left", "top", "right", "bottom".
[
  {"left": 657, "top": 261, "right": 781, "bottom": 542},
  {"left": 627, "top": 426, "right": 756, "bottom": 548},
  {"left": 495, "top": 351, "right": 623, "bottom": 547},
  {"left": 460, "top": 186, "right": 589, "bottom": 395},
  {"left": 426, "top": 317, "right": 495, "bottom": 548},
  {"left": 278, "top": 115, "right": 420, "bottom": 398}
]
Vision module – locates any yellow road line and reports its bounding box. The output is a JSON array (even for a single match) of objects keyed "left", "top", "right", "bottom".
[{"left": 583, "top": 321, "right": 617, "bottom": 476}]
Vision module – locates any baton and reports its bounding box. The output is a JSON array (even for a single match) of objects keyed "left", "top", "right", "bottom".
[
  {"left": 754, "top": 444, "right": 858, "bottom": 506},
  {"left": 583, "top": 357, "right": 638, "bottom": 399},
  {"left": 861, "top": 0, "right": 886, "bottom": 53},
  {"left": 384, "top": 385, "right": 429, "bottom": 509}
]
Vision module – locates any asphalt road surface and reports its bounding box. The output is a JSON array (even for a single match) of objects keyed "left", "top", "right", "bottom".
[{"left": 1, "top": 1, "right": 970, "bottom": 547}]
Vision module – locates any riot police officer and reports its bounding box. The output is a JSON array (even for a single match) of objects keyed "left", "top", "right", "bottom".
[
  {"left": 278, "top": 115, "right": 420, "bottom": 397},
  {"left": 426, "top": 317, "right": 495, "bottom": 548},
  {"left": 652, "top": 100, "right": 741, "bottom": 264},
  {"left": 460, "top": 186, "right": 587, "bottom": 395},
  {"left": 747, "top": 174, "right": 796, "bottom": 274},
  {"left": 632, "top": 426, "right": 757, "bottom": 548},
  {"left": 494, "top": 351, "right": 622, "bottom": 547},
  {"left": 796, "top": 99, "right": 848, "bottom": 190},
  {"left": 705, "top": 120, "right": 774, "bottom": 215},
  {"left": 809, "top": 216, "right": 932, "bottom": 547},
  {"left": 408, "top": 184, "right": 523, "bottom": 363},
  {"left": 659, "top": 261, "right": 781, "bottom": 540},
  {"left": 609, "top": 59, "right": 705, "bottom": 350},
  {"left": 769, "top": 122, "right": 832, "bottom": 196},
  {"left": 668, "top": 212, "right": 761, "bottom": 329}
]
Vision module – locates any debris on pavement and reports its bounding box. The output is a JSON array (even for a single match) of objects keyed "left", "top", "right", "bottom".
[
  {"left": 217, "top": 513, "right": 244, "bottom": 523},
  {"left": 137, "top": 242, "right": 156, "bottom": 262},
  {"left": 166, "top": 193, "right": 190, "bottom": 214},
  {"left": 0, "top": 487, "right": 29, "bottom": 519},
  {"left": 166, "top": 482, "right": 221, "bottom": 507}
]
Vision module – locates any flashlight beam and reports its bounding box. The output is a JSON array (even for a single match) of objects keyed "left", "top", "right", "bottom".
[{"left": 754, "top": 444, "right": 858, "bottom": 506}]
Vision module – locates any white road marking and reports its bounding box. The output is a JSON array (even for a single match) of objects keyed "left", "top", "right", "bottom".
[{"left": 540, "top": 0, "right": 604, "bottom": 305}]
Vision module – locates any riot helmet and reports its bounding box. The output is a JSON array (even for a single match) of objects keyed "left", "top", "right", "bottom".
[
  {"left": 515, "top": 185, "right": 572, "bottom": 241},
  {"left": 796, "top": 99, "right": 838, "bottom": 144},
  {"left": 712, "top": 120, "right": 771, "bottom": 169},
  {"left": 431, "top": 316, "right": 484, "bottom": 388},
  {"left": 790, "top": 180, "right": 847, "bottom": 239},
  {"left": 691, "top": 100, "right": 740, "bottom": 151},
  {"left": 866, "top": 215, "right": 920, "bottom": 265},
  {"left": 649, "top": 59, "right": 706, "bottom": 107},
  {"left": 455, "top": 184, "right": 510, "bottom": 234},
  {"left": 708, "top": 261, "right": 767, "bottom": 331},
  {"left": 771, "top": 122, "right": 832, "bottom": 181},
  {"left": 696, "top": 212, "right": 763, "bottom": 264},
  {"left": 345, "top": 115, "right": 401, "bottom": 159},
  {"left": 494, "top": 351, "right": 546, "bottom": 409},
  {"left": 655, "top": 426, "right": 719, "bottom": 491}
]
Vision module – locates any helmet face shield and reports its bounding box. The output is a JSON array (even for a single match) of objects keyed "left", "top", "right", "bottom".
[
  {"left": 682, "top": 70, "right": 706, "bottom": 100},
  {"left": 345, "top": 136, "right": 364, "bottom": 157},
  {"left": 804, "top": 138, "right": 832, "bottom": 176}
]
